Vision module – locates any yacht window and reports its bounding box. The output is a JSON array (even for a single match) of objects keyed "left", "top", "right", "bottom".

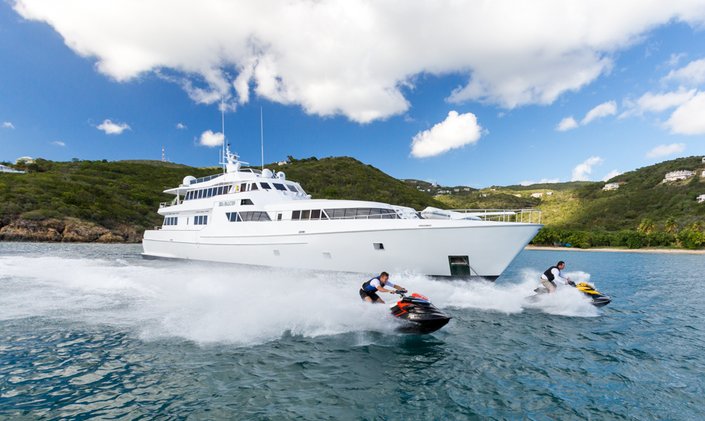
[
  {"left": 250, "top": 183, "right": 258, "bottom": 191},
  {"left": 239, "top": 211, "right": 271, "bottom": 222},
  {"left": 210, "top": 188, "right": 215, "bottom": 197},
  {"left": 226, "top": 212, "right": 242, "bottom": 222},
  {"left": 292, "top": 210, "right": 301, "bottom": 220},
  {"left": 320, "top": 210, "right": 330, "bottom": 220},
  {"left": 216, "top": 186, "right": 222, "bottom": 195},
  {"left": 277, "top": 213, "right": 282, "bottom": 221},
  {"left": 301, "top": 210, "right": 311, "bottom": 220},
  {"left": 326, "top": 209, "right": 344, "bottom": 219},
  {"left": 311, "top": 209, "right": 321, "bottom": 220},
  {"left": 163, "top": 216, "right": 178, "bottom": 226},
  {"left": 198, "top": 190, "right": 204, "bottom": 199},
  {"left": 241, "top": 183, "right": 248, "bottom": 192},
  {"left": 286, "top": 184, "right": 297, "bottom": 192},
  {"left": 260, "top": 182, "right": 272, "bottom": 190},
  {"left": 273, "top": 183, "right": 287, "bottom": 191},
  {"left": 194, "top": 215, "right": 208, "bottom": 225},
  {"left": 241, "top": 198, "right": 254, "bottom": 205}
]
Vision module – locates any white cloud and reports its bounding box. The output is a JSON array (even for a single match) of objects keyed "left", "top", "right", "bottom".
[
  {"left": 602, "top": 169, "right": 622, "bottom": 181},
  {"left": 2, "top": 121, "right": 15, "bottom": 129},
  {"left": 176, "top": 122, "right": 187, "bottom": 130},
  {"left": 646, "top": 143, "right": 685, "bottom": 158},
  {"left": 13, "top": 1, "right": 705, "bottom": 123},
  {"left": 51, "top": 140, "right": 66, "bottom": 147},
  {"left": 97, "top": 119, "right": 130, "bottom": 135},
  {"left": 556, "top": 100, "right": 616, "bottom": 131},
  {"left": 198, "top": 130, "right": 224, "bottom": 147},
  {"left": 571, "top": 156, "right": 603, "bottom": 181},
  {"left": 556, "top": 117, "right": 579, "bottom": 132},
  {"left": 581, "top": 100, "right": 617, "bottom": 125},
  {"left": 666, "top": 52, "right": 687, "bottom": 67},
  {"left": 665, "top": 91, "right": 705, "bottom": 135},
  {"left": 665, "top": 58, "right": 705, "bottom": 86},
  {"left": 631, "top": 88, "right": 695, "bottom": 114},
  {"left": 410, "top": 111, "right": 483, "bottom": 158},
  {"left": 519, "top": 178, "right": 560, "bottom": 186}
]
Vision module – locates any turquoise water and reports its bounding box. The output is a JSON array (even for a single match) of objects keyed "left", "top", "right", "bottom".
[{"left": 1, "top": 243, "right": 704, "bottom": 419}]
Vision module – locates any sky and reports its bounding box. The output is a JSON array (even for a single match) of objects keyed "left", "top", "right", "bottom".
[{"left": 1, "top": 1, "right": 705, "bottom": 187}]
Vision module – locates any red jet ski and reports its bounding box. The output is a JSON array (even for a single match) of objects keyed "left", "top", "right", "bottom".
[{"left": 390, "top": 291, "right": 451, "bottom": 334}]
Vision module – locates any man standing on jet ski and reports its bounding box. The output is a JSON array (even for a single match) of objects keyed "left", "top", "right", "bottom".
[
  {"left": 540, "top": 261, "right": 574, "bottom": 293},
  {"left": 359, "top": 272, "right": 407, "bottom": 304}
]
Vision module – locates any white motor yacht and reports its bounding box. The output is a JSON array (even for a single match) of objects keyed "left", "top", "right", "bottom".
[{"left": 142, "top": 146, "right": 542, "bottom": 279}]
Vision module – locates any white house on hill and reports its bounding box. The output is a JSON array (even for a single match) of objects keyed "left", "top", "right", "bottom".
[
  {"left": 663, "top": 170, "right": 695, "bottom": 182},
  {"left": 0, "top": 164, "right": 24, "bottom": 174},
  {"left": 530, "top": 192, "right": 543, "bottom": 198},
  {"left": 697, "top": 194, "right": 705, "bottom": 204},
  {"left": 603, "top": 182, "right": 620, "bottom": 191}
]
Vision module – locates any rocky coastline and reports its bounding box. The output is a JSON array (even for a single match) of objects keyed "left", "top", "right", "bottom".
[{"left": 0, "top": 217, "right": 141, "bottom": 243}]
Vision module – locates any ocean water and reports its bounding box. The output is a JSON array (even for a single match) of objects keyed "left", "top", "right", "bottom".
[{"left": 1, "top": 243, "right": 704, "bottom": 420}]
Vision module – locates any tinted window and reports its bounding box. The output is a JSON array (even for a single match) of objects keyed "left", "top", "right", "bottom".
[
  {"left": 260, "top": 182, "right": 271, "bottom": 190},
  {"left": 292, "top": 210, "right": 300, "bottom": 220},
  {"left": 273, "top": 183, "right": 287, "bottom": 191},
  {"left": 311, "top": 209, "right": 321, "bottom": 220},
  {"left": 241, "top": 183, "right": 247, "bottom": 192},
  {"left": 301, "top": 210, "right": 311, "bottom": 220},
  {"left": 250, "top": 183, "right": 258, "bottom": 191},
  {"left": 286, "top": 184, "right": 297, "bottom": 192},
  {"left": 241, "top": 199, "right": 254, "bottom": 205}
]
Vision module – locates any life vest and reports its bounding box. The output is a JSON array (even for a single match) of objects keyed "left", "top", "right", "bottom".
[
  {"left": 362, "top": 276, "right": 383, "bottom": 292},
  {"left": 543, "top": 266, "right": 559, "bottom": 281}
]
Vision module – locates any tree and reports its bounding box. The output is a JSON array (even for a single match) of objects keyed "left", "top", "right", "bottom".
[
  {"left": 637, "top": 218, "right": 655, "bottom": 235},
  {"left": 665, "top": 217, "right": 679, "bottom": 234}
]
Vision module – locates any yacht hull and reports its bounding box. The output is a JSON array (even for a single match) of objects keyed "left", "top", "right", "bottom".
[{"left": 142, "top": 220, "right": 540, "bottom": 279}]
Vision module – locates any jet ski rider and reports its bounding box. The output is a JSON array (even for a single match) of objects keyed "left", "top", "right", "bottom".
[
  {"left": 359, "top": 272, "right": 407, "bottom": 304},
  {"left": 540, "top": 261, "right": 574, "bottom": 293}
]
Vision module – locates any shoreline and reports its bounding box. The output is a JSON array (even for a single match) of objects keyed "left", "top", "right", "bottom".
[{"left": 525, "top": 245, "right": 705, "bottom": 255}]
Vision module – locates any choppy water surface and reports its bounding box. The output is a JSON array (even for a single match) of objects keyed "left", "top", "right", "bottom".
[{"left": 1, "top": 243, "right": 704, "bottom": 419}]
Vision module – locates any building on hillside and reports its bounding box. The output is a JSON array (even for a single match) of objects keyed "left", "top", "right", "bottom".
[
  {"left": 530, "top": 192, "right": 543, "bottom": 198},
  {"left": 0, "top": 164, "right": 25, "bottom": 174},
  {"left": 603, "top": 182, "right": 620, "bottom": 191},
  {"left": 663, "top": 170, "right": 695, "bottom": 182},
  {"left": 15, "top": 156, "right": 34, "bottom": 165},
  {"left": 463, "top": 187, "right": 471, "bottom": 192},
  {"left": 697, "top": 194, "right": 705, "bottom": 204},
  {"left": 702, "top": 156, "right": 705, "bottom": 163},
  {"left": 277, "top": 161, "right": 288, "bottom": 166},
  {"left": 701, "top": 170, "right": 705, "bottom": 178}
]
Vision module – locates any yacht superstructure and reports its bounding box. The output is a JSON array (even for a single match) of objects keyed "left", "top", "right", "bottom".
[{"left": 142, "top": 147, "right": 542, "bottom": 279}]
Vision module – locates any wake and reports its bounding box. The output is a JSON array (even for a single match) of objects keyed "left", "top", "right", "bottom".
[{"left": 0, "top": 256, "right": 598, "bottom": 345}]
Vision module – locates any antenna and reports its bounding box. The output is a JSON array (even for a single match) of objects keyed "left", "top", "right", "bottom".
[
  {"left": 221, "top": 99, "right": 226, "bottom": 173},
  {"left": 161, "top": 146, "right": 166, "bottom": 162},
  {"left": 260, "top": 106, "right": 264, "bottom": 170}
]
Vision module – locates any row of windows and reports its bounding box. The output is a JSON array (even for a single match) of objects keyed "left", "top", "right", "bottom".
[
  {"left": 194, "top": 215, "right": 208, "bottom": 225},
  {"left": 184, "top": 185, "right": 231, "bottom": 201},
  {"left": 163, "top": 216, "right": 178, "bottom": 226},
  {"left": 226, "top": 211, "right": 272, "bottom": 222},
  {"left": 289, "top": 208, "right": 399, "bottom": 221},
  {"left": 184, "top": 182, "right": 303, "bottom": 201},
  {"left": 325, "top": 208, "right": 399, "bottom": 220}
]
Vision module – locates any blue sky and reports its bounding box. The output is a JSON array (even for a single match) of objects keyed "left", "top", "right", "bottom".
[{"left": 1, "top": 1, "right": 705, "bottom": 187}]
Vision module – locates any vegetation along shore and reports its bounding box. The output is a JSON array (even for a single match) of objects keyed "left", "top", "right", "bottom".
[{"left": 1, "top": 155, "right": 704, "bottom": 249}]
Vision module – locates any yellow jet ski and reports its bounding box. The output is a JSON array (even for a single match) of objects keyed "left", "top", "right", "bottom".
[{"left": 532, "top": 281, "right": 611, "bottom": 307}]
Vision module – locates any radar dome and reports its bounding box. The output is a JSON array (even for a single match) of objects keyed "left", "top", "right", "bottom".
[
  {"left": 182, "top": 175, "right": 196, "bottom": 186},
  {"left": 276, "top": 171, "right": 286, "bottom": 180},
  {"left": 262, "top": 168, "right": 274, "bottom": 178}
]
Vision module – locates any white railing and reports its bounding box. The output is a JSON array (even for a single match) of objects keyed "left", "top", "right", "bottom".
[{"left": 450, "top": 208, "right": 542, "bottom": 224}]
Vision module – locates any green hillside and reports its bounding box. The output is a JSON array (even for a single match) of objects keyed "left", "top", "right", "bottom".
[
  {"left": 0, "top": 156, "right": 440, "bottom": 241},
  {"left": 0, "top": 155, "right": 703, "bottom": 248},
  {"left": 434, "top": 156, "right": 705, "bottom": 249}
]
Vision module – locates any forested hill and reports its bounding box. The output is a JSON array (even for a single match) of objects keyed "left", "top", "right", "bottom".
[
  {"left": 0, "top": 155, "right": 703, "bottom": 247},
  {"left": 0, "top": 157, "right": 441, "bottom": 242}
]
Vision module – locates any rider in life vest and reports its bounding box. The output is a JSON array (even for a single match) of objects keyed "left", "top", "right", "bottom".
[
  {"left": 540, "top": 261, "right": 574, "bottom": 293},
  {"left": 359, "top": 272, "right": 407, "bottom": 304}
]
